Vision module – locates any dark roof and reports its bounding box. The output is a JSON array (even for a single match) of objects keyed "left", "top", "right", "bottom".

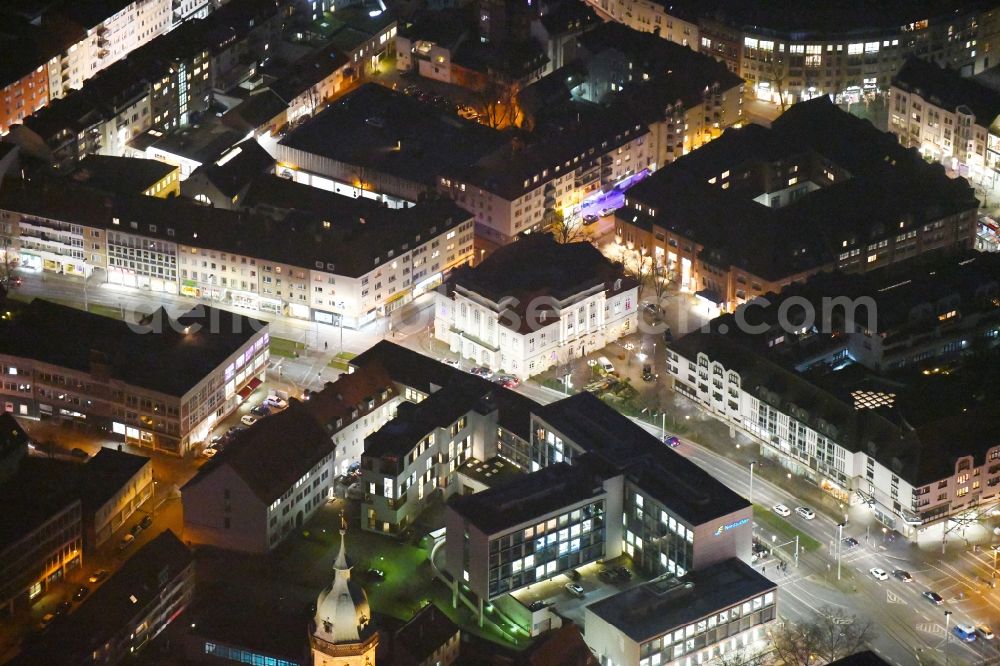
[
  {"left": 188, "top": 138, "right": 275, "bottom": 199},
  {"left": 268, "top": 43, "right": 350, "bottom": 103},
  {"left": 303, "top": 361, "right": 398, "bottom": 435},
  {"left": 586, "top": 558, "right": 775, "bottom": 643},
  {"left": 625, "top": 96, "right": 978, "bottom": 281},
  {"left": 452, "top": 39, "right": 549, "bottom": 80},
  {"left": 0, "top": 456, "right": 80, "bottom": 553},
  {"left": 448, "top": 462, "right": 604, "bottom": 534},
  {"left": 537, "top": 1, "right": 599, "bottom": 37},
  {"left": 0, "top": 413, "right": 31, "bottom": 460},
  {"left": 78, "top": 448, "right": 150, "bottom": 511},
  {"left": 0, "top": 11, "right": 84, "bottom": 88},
  {"left": 279, "top": 83, "right": 506, "bottom": 189},
  {"left": 149, "top": 124, "right": 246, "bottom": 164},
  {"left": 535, "top": 393, "right": 750, "bottom": 524},
  {"left": 893, "top": 57, "right": 1000, "bottom": 126},
  {"left": 662, "top": 0, "right": 989, "bottom": 38},
  {"left": 828, "top": 651, "right": 892, "bottom": 666},
  {"left": 394, "top": 603, "right": 460, "bottom": 664},
  {"left": 398, "top": 7, "right": 471, "bottom": 45},
  {"left": 21, "top": 530, "right": 192, "bottom": 662},
  {"left": 516, "top": 623, "right": 599, "bottom": 666},
  {"left": 184, "top": 401, "right": 334, "bottom": 504},
  {"left": 69, "top": 155, "right": 177, "bottom": 196},
  {"left": 221, "top": 89, "right": 289, "bottom": 133},
  {"left": 0, "top": 175, "right": 472, "bottom": 279},
  {"left": 348, "top": 342, "right": 538, "bottom": 438},
  {"left": 451, "top": 233, "right": 628, "bottom": 304},
  {"left": 0, "top": 298, "right": 263, "bottom": 397}
]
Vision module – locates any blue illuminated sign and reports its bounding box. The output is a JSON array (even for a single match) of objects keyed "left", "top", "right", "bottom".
[{"left": 714, "top": 517, "right": 750, "bottom": 536}]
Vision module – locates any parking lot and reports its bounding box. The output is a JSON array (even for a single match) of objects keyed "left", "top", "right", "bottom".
[{"left": 509, "top": 557, "right": 640, "bottom": 626}]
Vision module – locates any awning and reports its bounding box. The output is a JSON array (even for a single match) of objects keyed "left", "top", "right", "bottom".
[
  {"left": 237, "top": 386, "right": 254, "bottom": 400},
  {"left": 248, "top": 377, "right": 262, "bottom": 390}
]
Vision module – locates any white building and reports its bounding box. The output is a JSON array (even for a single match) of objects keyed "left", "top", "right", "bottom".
[{"left": 435, "top": 234, "right": 638, "bottom": 378}]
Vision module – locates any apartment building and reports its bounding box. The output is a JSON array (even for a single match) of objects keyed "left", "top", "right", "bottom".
[
  {"left": 0, "top": 174, "right": 475, "bottom": 329},
  {"left": 585, "top": 559, "right": 777, "bottom": 666},
  {"left": 666, "top": 252, "right": 1000, "bottom": 535},
  {"left": 617, "top": 95, "right": 978, "bottom": 312},
  {"left": 20, "top": 530, "right": 194, "bottom": 664},
  {"left": 0, "top": 298, "right": 268, "bottom": 456},
  {"left": 71, "top": 155, "right": 181, "bottom": 198},
  {"left": 0, "top": 420, "right": 82, "bottom": 615},
  {"left": 582, "top": 0, "right": 999, "bottom": 105},
  {"left": 434, "top": 234, "right": 638, "bottom": 378},
  {"left": 889, "top": 56, "right": 1000, "bottom": 186},
  {"left": 78, "top": 448, "right": 154, "bottom": 549}
]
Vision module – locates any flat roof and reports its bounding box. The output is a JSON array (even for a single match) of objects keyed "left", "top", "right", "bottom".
[
  {"left": 78, "top": 448, "right": 150, "bottom": 511},
  {"left": 534, "top": 393, "right": 750, "bottom": 525},
  {"left": 69, "top": 155, "right": 178, "bottom": 196},
  {"left": 447, "top": 463, "right": 605, "bottom": 535},
  {"left": 456, "top": 456, "right": 523, "bottom": 488},
  {"left": 0, "top": 299, "right": 264, "bottom": 397},
  {"left": 586, "top": 558, "right": 775, "bottom": 643},
  {"left": 0, "top": 456, "right": 80, "bottom": 553},
  {"left": 279, "top": 83, "right": 505, "bottom": 189}
]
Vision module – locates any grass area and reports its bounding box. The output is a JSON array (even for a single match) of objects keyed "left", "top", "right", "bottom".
[
  {"left": 7, "top": 294, "right": 123, "bottom": 320},
  {"left": 753, "top": 504, "right": 822, "bottom": 552},
  {"left": 269, "top": 337, "right": 305, "bottom": 358},
  {"left": 328, "top": 351, "right": 358, "bottom": 370}
]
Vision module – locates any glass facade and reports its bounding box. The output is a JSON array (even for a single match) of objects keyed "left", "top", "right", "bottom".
[
  {"left": 204, "top": 642, "right": 300, "bottom": 666},
  {"left": 624, "top": 488, "right": 694, "bottom": 578},
  {"left": 637, "top": 591, "right": 775, "bottom": 665},
  {"left": 488, "top": 499, "right": 605, "bottom": 598}
]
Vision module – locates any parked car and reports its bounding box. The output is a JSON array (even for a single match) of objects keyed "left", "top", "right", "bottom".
[
  {"left": 599, "top": 206, "right": 616, "bottom": 217},
  {"left": 202, "top": 447, "right": 218, "bottom": 459},
  {"left": 494, "top": 374, "right": 520, "bottom": 388},
  {"left": 615, "top": 566, "right": 632, "bottom": 580},
  {"left": 118, "top": 533, "right": 135, "bottom": 551},
  {"left": 69, "top": 447, "right": 89, "bottom": 459},
  {"left": 642, "top": 365, "right": 656, "bottom": 382},
  {"left": 892, "top": 569, "right": 912, "bottom": 582},
  {"left": 54, "top": 600, "right": 72, "bottom": 616},
  {"left": 88, "top": 569, "right": 109, "bottom": 584},
  {"left": 923, "top": 590, "right": 944, "bottom": 605},
  {"left": 240, "top": 414, "right": 259, "bottom": 427},
  {"left": 265, "top": 395, "right": 288, "bottom": 410},
  {"left": 583, "top": 214, "right": 599, "bottom": 225},
  {"left": 72, "top": 586, "right": 89, "bottom": 601},
  {"left": 599, "top": 568, "right": 618, "bottom": 583},
  {"left": 843, "top": 537, "right": 860, "bottom": 548},
  {"left": 869, "top": 567, "right": 888, "bottom": 581},
  {"left": 130, "top": 523, "right": 143, "bottom": 537},
  {"left": 470, "top": 366, "right": 494, "bottom": 378},
  {"left": 139, "top": 515, "right": 153, "bottom": 530},
  {"left": 597, "top": 356, "right": 615, "bottom": 374},
  {"left": 954, "top": 623, "right": 977, "bottom": 642},
  {"left": 251, "top": 403, "right": 272, "bottom": 417},
  {"left": 664, "top": 436, "right": 681, "bottom": 448},
  {"left": 794, "top": 506, "right": 816, "bottom": 520},
  {"left": 367, "top": 568, "right": 384, "bottom": 580},
  {"left": 977, "top": 625, "right": 995, "bottom": 640},
  {"left": 566, "top": 569, "right": 581, "bottom": 581},
  {"left": 39, "top": 613, "right": 55, "bottom": 628},
  {"left": 565, "top": 582, "right": 585, "bottom": 598},
  {"left": 772, "top": 504, "right": 791, "bottom": 517}
]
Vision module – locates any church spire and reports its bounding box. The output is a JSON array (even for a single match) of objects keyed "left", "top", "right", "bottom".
[{"left": 334, "top": 512, "right": 349, "bottom": 571}]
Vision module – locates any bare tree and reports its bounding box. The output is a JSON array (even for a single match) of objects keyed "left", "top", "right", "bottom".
[
  {"left": 615, "top": 243, "right": 653, "bottom": 302},
  {"left": 475, "top": 78, "right": 519, "bottom": 129},
  {"left": 0, "top": 230, "right": 18, "bottom": 288},
  {"left": 547, "top": 209, "right": 587, "bottom": 244},
  {"left": 648, "top": 258, "right": 671, "bottom": 310},
  {"left": 714, "top": 643, "right": 770, "bottom": 666},
  {"left": 766, "top": 57, "right": 788, "bottom": 113},
  {"left": 770, "top": 607, "right": 877, "bottom": 666}
]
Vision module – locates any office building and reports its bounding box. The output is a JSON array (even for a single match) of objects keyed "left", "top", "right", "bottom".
[
  {"left": 434, "top": 233, "right": 638, "bottom": 378},
  {"left": 585, "top": 559, "right": 777, "bottom": 666},
  {"left": 0, "top": 298, "right": 269, "bottom": 455},
  {"left": 78, "top": 447, "right": 154, "bottom": 549}
]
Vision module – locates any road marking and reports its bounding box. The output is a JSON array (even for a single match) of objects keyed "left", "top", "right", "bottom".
[
  {"left": 916, "top": 622, "right": 945, "bottom": 636},
  {"left": 887, "top": 589, "right": 906, "bottom": 604}
]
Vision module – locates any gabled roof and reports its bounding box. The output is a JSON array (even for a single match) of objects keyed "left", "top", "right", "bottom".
[
  {"left": 393, "top": 603, "right": 460, "bottom": 664},
  {"left": 184, "top": 401, "right": 333, "bottom": 504},
  {"left": 188, "top": 138, "right": 274, "bottom": 199},
  {"left": 893, "top": 56, "right": 1000, "bottom": 126}
]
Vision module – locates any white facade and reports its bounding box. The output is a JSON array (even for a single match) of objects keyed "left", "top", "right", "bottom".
[
  {"left": 581, "top": 0, "right": 697, "bottom": 48},
  {"left": 435, "top": 280, "right": 638, "bottom": 379},
  {"left": 91, "top": 458, "right": 154, "bottom": 548}
]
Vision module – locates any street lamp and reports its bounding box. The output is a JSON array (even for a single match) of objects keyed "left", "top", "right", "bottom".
[
  {"left": 944, "top": 610, "right": 952, "bottom": 666},
  {"left": 748, "top": 461, "right": 756, "bottom": 507},
  {"left": 837, "top": 522, "right": 845, "bottom": 581}
]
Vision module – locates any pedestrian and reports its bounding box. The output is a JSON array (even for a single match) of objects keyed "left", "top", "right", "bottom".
[
  {"left": 324, "top": 341, "right": 328, "bottom": 350},
  {"left": 762, "top": 565, "right": 766, "bottom": 574}
]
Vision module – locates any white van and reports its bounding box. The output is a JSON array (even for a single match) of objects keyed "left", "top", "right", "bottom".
[{"left": 597, "top": 356, "right": 615, "bottom": 374}]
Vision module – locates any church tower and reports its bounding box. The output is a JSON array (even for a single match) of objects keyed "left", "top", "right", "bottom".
[{"left": 310, "top": 517, "right": 379, "bottom": 666}]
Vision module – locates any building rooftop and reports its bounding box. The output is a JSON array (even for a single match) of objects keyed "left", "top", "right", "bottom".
[
  {"left": 0, "top": 456, "right": 80, "bottom": 554},
  {"left": 662, "top": 0, "right": 989, "bottom": 38},
  {"left": 447, "top": 462, "right": 605, "bottom": 535},
  {"left": 829, "top": 651, "right": 892, "bottom": 666},
  {"left": 0, "top": 298, "right": 264, "bottom": 397},
  {"left": 148, "top": 123, "right": 246, "bottom": 165},
  {"left": 535, "top": 393, "right": 750, "bottom": 524},
  {"left": 187, "top": 138, "right": 275, "bottom": 199},
  {"left": 22, "top": 530, "right": 192, "bottom": 662},
  {"left": 279, "top": 83, "right": 506, "bottom": 189},
  {"left": 516, "top": 623, "right": 599, "bottom": 666},
  {"left": 393, "top": 603, "right": 460, "bottom": 664},
  {"left": 78, "top": 448, "right": 150, "bottom": 512},
  {"left": 586, "top": 558, "right": 775, "bottom": 644},
  {"left": 893, "top": 56, "right": 1000, "bottom": 126},
  {"left": 456, "top": 456, "right": 523, "bottom": 488},
  {"left": 451, "top": 234, "right": 634, "bottom": 312},
  {"left": 625, "top": 96, "right": 978, "bottom": 281},
  {"left": 184, "top": 401, "right": 334, "bottom": 504},
  {"left": 69, "top": 155, "right": 177, "bottom": 196}
]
